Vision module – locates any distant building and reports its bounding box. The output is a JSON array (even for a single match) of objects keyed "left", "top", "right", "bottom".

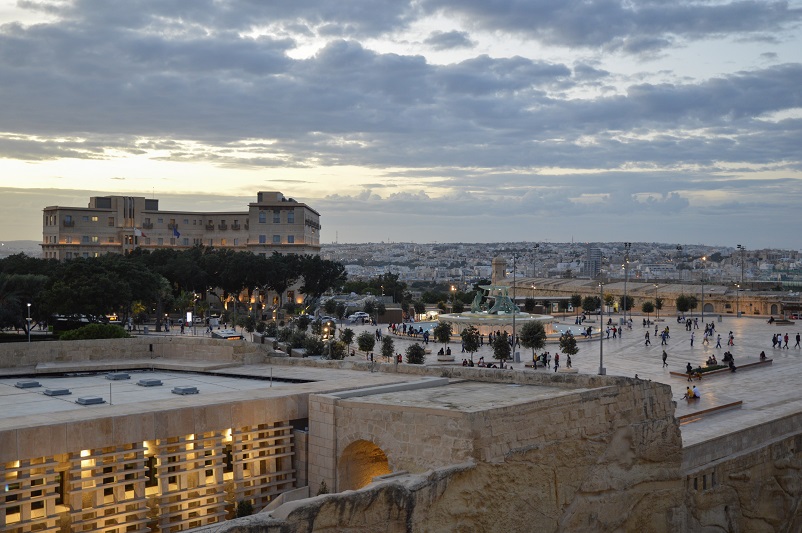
[
  {"left": 41, "top": 191, "right": 320, "bottom": 260},
  {"left": 585, "top": 245, "right": 601, "bottom": 278}
]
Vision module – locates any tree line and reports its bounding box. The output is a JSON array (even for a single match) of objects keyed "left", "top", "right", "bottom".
[{"left": 0, "top": 248, "right": 346, "bottom": 333}]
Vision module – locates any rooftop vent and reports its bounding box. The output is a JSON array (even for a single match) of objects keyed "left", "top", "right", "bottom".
[
  {"left": 172, "top": 386, "right": 199, "bottom": 395},
  {"left": 44, "top": 388, "right": 71, "bottom": 396},
  {"left": 76, "top": 396, "right": 105, "bottom": 405},
  {"left": 15, "top": 380, "right": 41, "bottom": 389},
  {"left": 106, "top": 372, "right": 130, "bottom": 380},
  {"left": 137, "top": 379, "right": 163, "bottom": 387}
]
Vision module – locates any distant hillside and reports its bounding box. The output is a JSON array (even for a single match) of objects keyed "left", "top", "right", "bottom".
[{"left": 0, "top": 240, "right": 41, "bottom": 258}]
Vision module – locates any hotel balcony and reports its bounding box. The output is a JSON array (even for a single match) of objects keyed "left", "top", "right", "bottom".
[
  {"left": 218, "top": 223, "right": 228, "bottom": 230},
  {"left": 142, "top": 222, "right": 154, "bottom": 229},
  {"left": 206, "top": 224, "right": 215, "bottom": 231},
  {"left": 232, "top": 224, "right": 241, "bottom": 230}
]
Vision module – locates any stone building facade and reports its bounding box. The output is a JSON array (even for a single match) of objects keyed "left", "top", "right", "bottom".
[{"left": 40, "top": 191, "right": 321, "bottom": 260}]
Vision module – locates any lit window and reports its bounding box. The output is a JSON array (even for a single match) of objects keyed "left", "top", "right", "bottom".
[
  {"left": 91, "top": 236, "right": 99, "bottom": 243},
  {"left": 66, "top": 236, "right": 72, "bottom": 244},
  {"left": 91, "top": 216, "right": 98, "bottom": 222},
  {"left": 221, "top": 238, "right": 227, "bottom": 246}
]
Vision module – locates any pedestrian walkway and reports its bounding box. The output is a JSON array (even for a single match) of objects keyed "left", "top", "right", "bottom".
[{"left": 351, "top": 315, "right": 802, "bottom": 447}]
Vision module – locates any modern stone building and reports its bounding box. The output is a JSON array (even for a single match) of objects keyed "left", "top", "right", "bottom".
[
  {"left": 41, "top": 191, "right": 321, "bottom": 260},
  {"left": 3, "top": 335, "right": 802, "bottom": 532}
]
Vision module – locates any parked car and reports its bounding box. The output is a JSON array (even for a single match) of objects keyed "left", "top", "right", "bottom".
[{"left": 347, "top": 312, "right": 370, "bottom": 323}]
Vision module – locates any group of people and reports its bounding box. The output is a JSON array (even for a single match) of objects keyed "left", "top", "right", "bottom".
[
  {"left": 772, "top": 332, "right": 800, "bottom": 349},
  {"left": 461, "top": 356, "right": 508, "bottom": 369},
  {"left": 682, "top": 385, "right": 702, "bottom": 400}
]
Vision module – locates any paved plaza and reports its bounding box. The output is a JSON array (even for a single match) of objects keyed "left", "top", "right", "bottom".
[{"left": 128, "top": 313, "right": 802, "bottom": 448}]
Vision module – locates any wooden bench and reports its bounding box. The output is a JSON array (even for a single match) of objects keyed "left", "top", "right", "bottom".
[{"left": 670, "top": 358, "right": 772, "bottom": 379}]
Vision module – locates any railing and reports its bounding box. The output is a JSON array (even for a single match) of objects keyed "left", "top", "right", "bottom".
[
  {"left": 231, "top": 224, "right": 241, "bottom": 230},
  {"left": 62, "top": 220, "right": 74, "bottom": 227},
  {"left": 206, "top": 224, "right": 215, "bottom": 231},
  {"left": 218, "top": 223, "right": 228, "bottom": 230},
  {"left": 142, "top": 222, "right": 153, "bottom": 229}
]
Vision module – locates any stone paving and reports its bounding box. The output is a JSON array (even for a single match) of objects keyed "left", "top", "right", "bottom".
[{"left": 340, "top": 315, "right": 802, "bottom": 447}]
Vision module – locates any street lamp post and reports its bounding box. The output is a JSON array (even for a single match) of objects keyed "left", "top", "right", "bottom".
[
  {"left": 512, "top": 254, "right": 517, "bottom": 361},
  {"left": 27, "top": 303, "right": 32, "bottom": 343},
  {"left": 598, "top": 282, "right": 605, "bottom": 375},
  {"left": 450, "top": 285, "right": 456, "bottom": 313},
  {"left": 623, "top": 242, "right": 631, "bottom": 323},
  {"left": 653, "top": 284, "right": 659, "bottom": 322},
  {"left": 737, "top": 244, "right": 746, "bottom": 292},
  {"left": 700, "top": 256, "right": 707, "bottom": 323},
  {"left": 735, "top": 283, "right": 740, "bottom": 318},
  {"left": 533, "top": 243, "right": 540, "bottom": 278}
]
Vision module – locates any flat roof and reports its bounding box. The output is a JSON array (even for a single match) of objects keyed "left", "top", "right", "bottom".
[{"left": 344, "top": 380, "right": 590, "bottom": 413}]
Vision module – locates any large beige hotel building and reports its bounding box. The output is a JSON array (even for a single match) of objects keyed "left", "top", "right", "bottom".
[{"left": 40, "top": 191, "right": 321, "bottom": 260}]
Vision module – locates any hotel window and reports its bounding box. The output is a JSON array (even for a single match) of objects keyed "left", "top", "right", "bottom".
[
  {"left": 273, "top": 210, "right": 280, "bottom": 223},
  {"left": 183, "top": 218, "right": 189, "bottom": 224},
  {"left": 221, "top": 238, "right": 227, "bottom": 246},
  {"left": 259, "top": 211, "right": 266, "bottom": 223},
  {"left": 273, "top": 235, "right": 281, "bottom": 244},
  {"left": 145, "top": 238, "right": 151, "bottom": 245},
  {"left": 82, "top": 252, "right": 89, "bottom": 258},
  {"left": 108, "top": 217, "right": 114, "bottom": 226},
  {"left": 287, "top": 211, "right": 295, "bottom": 223},
  {"left": 157, "top": 218, "right": 163, "bottom": 223},
  {"left": 287, "top": 235, "right": 295, "bottom": 243},
  {"left": 193, "top": 219, "right": 197, "bottom": 225},
  {"left": 233, "top": 238, "right": 239, "bottom": 245},
  {"left": 91, "top": 216, "right": 98, "bottom": 222},
  {"left": 259, "top": 235, "right": 266, "bottom": 244},
  {"left": 83, "top": 215, "right": 89, "bottom": 222},
  {"left": 82, "top": 235, "right": 90, "bottom": 243},
  {"left": 66, "top": 236, "right": 72, "bottom": 244},
  {"left": 107, "top": 237, "right": 115, "bottom": 243},
  {"left": 91, "top": 236, "right": 99, "bottom": 243},
  {"left": 158, "top": 238, "right": 164, "bottom": 245},
  {"left": 194, "top": 238, "right": 202, "bottom": 245},
  {"left": 183, "top": 238, "right": 189, "bottom": 246},
  {"left": 64, "top": 215, "right": 72, "bottom": 224}
]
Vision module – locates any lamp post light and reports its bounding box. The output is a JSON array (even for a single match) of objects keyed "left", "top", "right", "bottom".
[
  {"left": 735, "top": 283, "right": 740, "bottom": 318},
  {"left": 598, "top": 282, "right": 605, "bottom": 375},
  {"left": 737, "top": 244, "right": 746, "bottom": 291},
  {"left": 27, "top": 303, "right": 32, "bottom": 343},
  {"left": 700, "top": 256, "right": 707, "bottom": 323},
  {"left": 653, "top": 284, "right": 659, "bottom": 322},
  {"left": 623, "top": 242, "right": 631, "bottom": 323},
  {"left": 450, "top": 285, "right": 456, "bottom": 313}
]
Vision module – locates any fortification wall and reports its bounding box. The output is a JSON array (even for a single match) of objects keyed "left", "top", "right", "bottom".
[{"left": 0, "top": 336, "right": 264, "bottom": 369}]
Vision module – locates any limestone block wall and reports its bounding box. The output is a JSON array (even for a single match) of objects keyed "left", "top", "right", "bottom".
[
  {"left": 0, "top": 336, "right": 264, "bottom": 369},
  {"left": 681, "top": 412, "right": 802, "bottom": 531}
]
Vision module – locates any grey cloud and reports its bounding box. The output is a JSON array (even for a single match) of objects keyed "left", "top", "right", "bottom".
[
  {"left": 424, "top": 30, "right": 476, "bottom": 50},
  {"left": 419, "top": 0, "right": 802, "bottom": 52}
]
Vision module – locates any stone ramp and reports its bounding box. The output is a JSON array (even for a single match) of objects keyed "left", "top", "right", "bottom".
[{"left": 31, "top": 358, "right": 241, "bottom": 374}]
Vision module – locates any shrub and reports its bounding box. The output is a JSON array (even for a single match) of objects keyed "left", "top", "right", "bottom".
[
  {"left": 405, "top": 343, "right": 426, "bottom": 364},
  {"left": 58, "top": 323, "right": 130, "bottom": 341},
  {"left": 263, "top": 321, "right": 278, "bottom": 337},
  {"left": 303, "top": 335, "right": 325, "bottom": 356},
  {"left": 235, "top": 500, "right": 253, "bottom": 517}
]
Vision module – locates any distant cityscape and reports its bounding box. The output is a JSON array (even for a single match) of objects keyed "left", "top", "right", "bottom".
[{"left": 322, "top": 241, "right": 802, "bottom": 288}]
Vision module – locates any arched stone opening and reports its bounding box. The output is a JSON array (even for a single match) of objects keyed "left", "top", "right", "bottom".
[
  {"left": 703, "top": 303, "right": 714, "bottom": 313},
  {"left": 771, "top": 304, "right": 779, "bottom": 315},
  {"left": 338, "top": 439, "right": 391, "bottom": 491}
]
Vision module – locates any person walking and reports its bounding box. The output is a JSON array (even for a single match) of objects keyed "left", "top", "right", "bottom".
[
  {"left": 690, "top": 331, "right": 695, "bottom": 347},
  {"left": 784, "top": 333, "right": 790, "bottom": 349},
  {"left": 644, "top": 331, "right": 651, "bottom": 346},
  {"left": 795, "top": 333, "right": 801, "bottom": 349},
  {"left": 662, "top": 350, "right": 668, "bottom": 368},
  {"left": 715, "top": 334, "right": 721, "bottom": 348}
]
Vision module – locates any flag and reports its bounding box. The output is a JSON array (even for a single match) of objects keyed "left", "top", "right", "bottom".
[
  {"left": 173, "top": 227, "right": 181, "bottom": 238},
  {"left": 134, "top": 228, "right": 147, "bottom": 238}
]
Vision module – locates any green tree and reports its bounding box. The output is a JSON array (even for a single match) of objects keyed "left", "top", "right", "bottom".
[
  {"left": 492, "top": 331, "right": 512, "bottom": 366},
  {"left": 676, "top": 294, "right": 691, "bottom": 314},
  {"left": 604, "top": 293, "right": 615, "bottom": 308},
  {"left": 364, "top": 300, "right": 376, "bottom": 317},
  {"left": 655, "top": 297, "right": 664, "bottom": 321},
  {"left": 328, "top": 340, "right": 347, "bottom": 360},
  {"left": 619, "top": 295, "right": 634, "bottom": 315},
  {"left": 336, "top": 302, "right": 346, "bottom": 319},
  {"left": 433, "top": 322, "right": 452, "bottom": 353},
  {"left": 559, "top": 332, "right": 579, "bottom": 357},
  {"left": 298, "top": 255, "right": 346, "bottom": 300},
  {"left": 519, "top": 321, "right": 547, "bottom": 360},
  {"left": 452, "top": 301, "right": 465, "bottom": 313},
  {"left": 356, "top": 330, "right": 376, "bottom": 356},
  {"left": 340, "top": 328, "right": 355, "bottom": 355},
  {"left": 323, "top": 298, "right": 338, "bottom": 316},
  {"left": 642, "top": 301, "right": 655, "bottom": 321},
  {"left": 413, "top": 301, "right": 426, "bottom": 318},
  {"left": 523, "top": 297, "right": 536, "bottom": 313},
  {"left": 581, "top": 296, "right": 600, "bottom": 314},
  {"left": 570, "top": 294, "right": 582, "bottom": 317},
  {"left": 688, "top": 295, "right": 698, "bottom": 316},
  {"left": 381, "top": 336, "right": 395, "bottom": 361},
  {"left": 405, "top": 343, "right": 426, "bottom": 364},
  {"left": 460, "top": 326, "right": 481, "bottom": 363}
]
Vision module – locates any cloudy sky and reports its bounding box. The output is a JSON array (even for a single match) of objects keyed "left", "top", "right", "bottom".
[{"left": 1, "top": 0, "right": 801, "bottom": 248}]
